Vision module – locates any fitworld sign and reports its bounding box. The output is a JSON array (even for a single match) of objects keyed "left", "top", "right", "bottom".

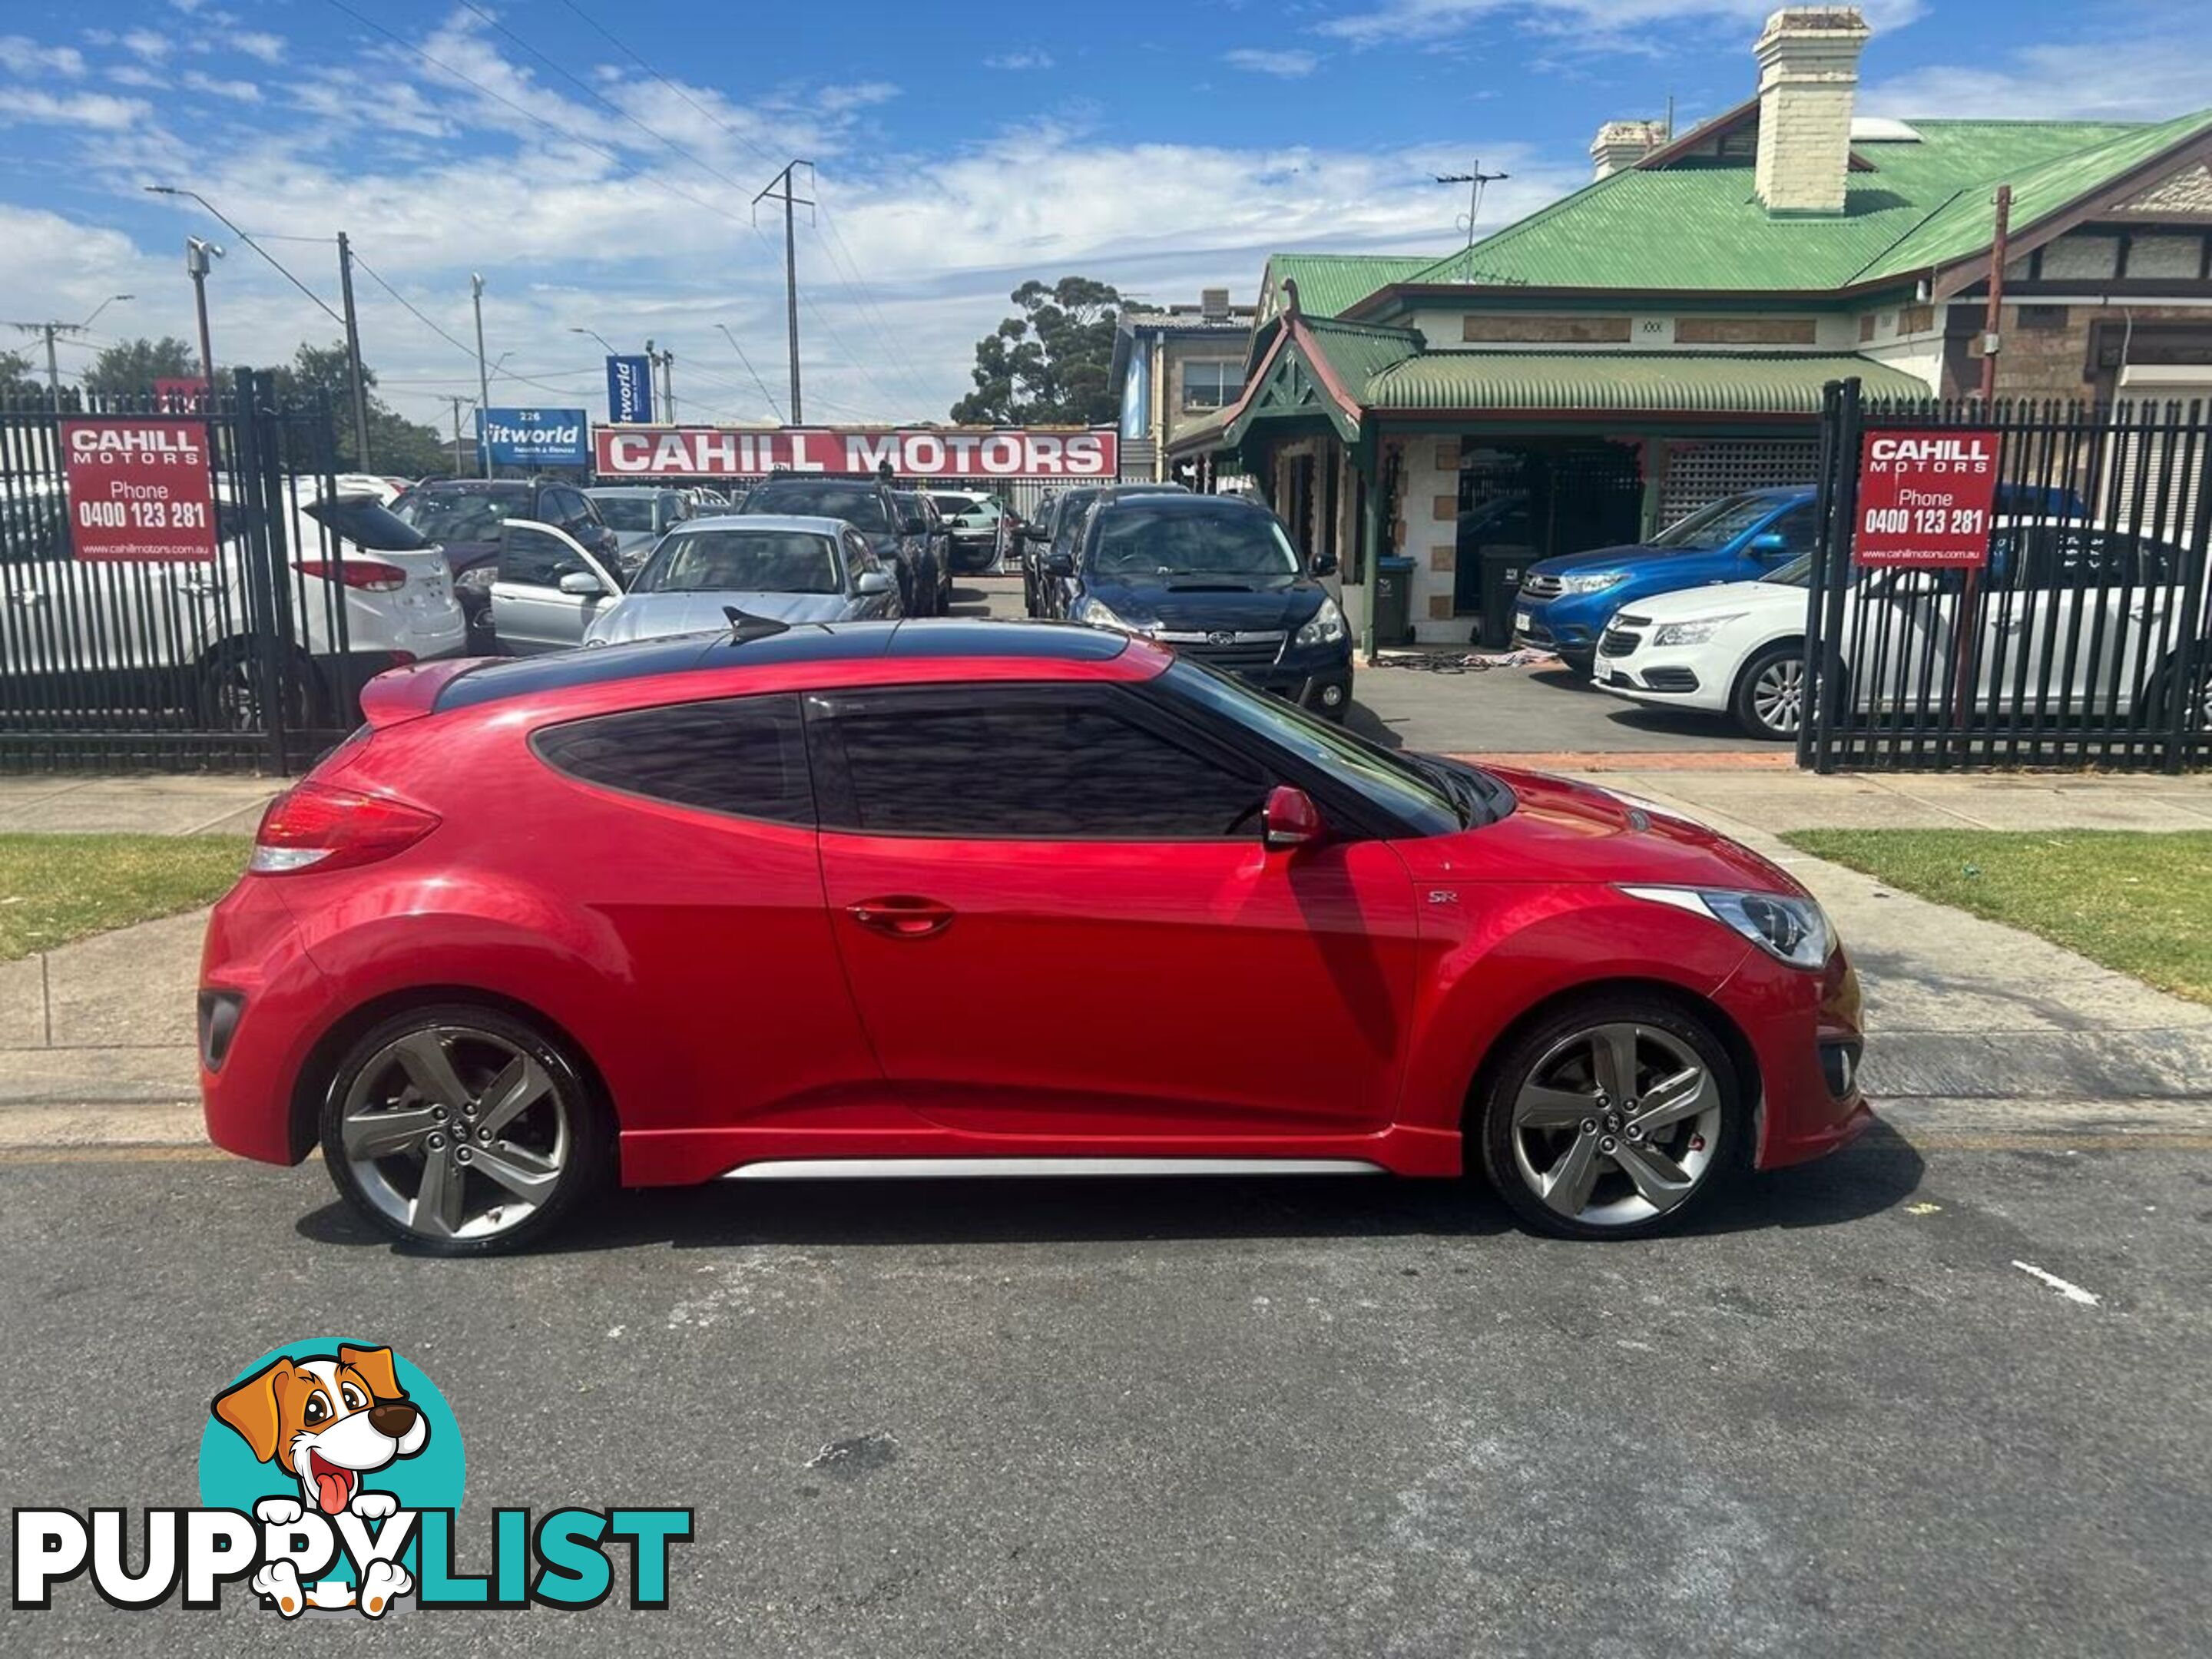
[{"left": 593, "top": 426, "right": 1118, "bottom": 480}]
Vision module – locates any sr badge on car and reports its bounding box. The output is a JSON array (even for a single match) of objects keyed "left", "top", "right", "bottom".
[{"left": 12, "top": 1339, "right": 692, "bottom": 1618}]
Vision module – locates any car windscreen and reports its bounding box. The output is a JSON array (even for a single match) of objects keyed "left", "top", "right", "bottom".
[
  {"left": 306, "top": 496, "right": 432, "bottom": 551},
  {"left": 390, "top": 488, "right": 522, "bottom": 542},
  {"left": 1088, "top": 506, "right": 1300, "bottom": 584},
  {"left": 634, "top": 529, "right": 842, "bottom": 594},
  {"left": 1762, "top": 555, "right": 1813, "bottom": 587},
  {"left": 743, "top": 482, "right": 889, "bottom": 533},
  {"left": 1158, "top": 659, "right": 1462, "bottom": 836},
  {"left": 592, "top": 496, "right": 659, "bottom": 531},
  {"left": 1649, "top": 493, "right": 1780, "bottom": 551}
]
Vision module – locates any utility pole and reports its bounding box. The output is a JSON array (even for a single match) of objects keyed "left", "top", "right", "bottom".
[
  {"left": 753, "top": 161, "right": 814, "bottom": 424},
  {"left": 1435, "top": 165, "right": 1510, "bottom": 249},
  {"left": 471, "top": 273, "right": 493, "bottom": 476},
  {"left": 336, "top": 231, "right": 373, "bottom": 471},
  {"left": 8, "top": 294, "right": 130, "bottom": 404},
  {"left": 1979, "top": 184, "right": 2012, "bottom": 404},
  {"left": 662, "top": 349, "right": 676, "bottom": 422},
  {"left": 185, "top": 237, "right": 222, "bottom": 386},
  {"left": 447, "top": 396, "right": 472, "bottom": 474}
]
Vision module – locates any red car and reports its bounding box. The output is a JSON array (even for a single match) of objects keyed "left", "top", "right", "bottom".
[{"left": 200, "top": 621, "right": 1868, "bottom": 1255}]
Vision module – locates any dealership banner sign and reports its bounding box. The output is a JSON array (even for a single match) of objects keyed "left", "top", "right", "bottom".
[
  {"left": 61, "top": 419, "right": 218, "bottom": 563},
  {"left": 1852, "top": 429, "right": 2000, "bottom": 569},
  {"left": 605, "top": 355, "right": 654, "bottom": 423},
  {"left": 479, "top": 407, "right": 591, "bottom": 469},
  {"left": 593, "top": 426, "right": 1118, "bottom": 480}
]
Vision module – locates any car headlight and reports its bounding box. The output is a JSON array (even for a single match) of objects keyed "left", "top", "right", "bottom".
[
  {"left": 1558, "top": 570, "right": 1626, "bottom": 595},
  {"left": 1075, "top": 597, "right": 1145, "bottom": 633},
  {"left": 453, "top": 565, "right": 497, "bottom": 592},
  {"left": 1295, "top": 598, "right": 1346, "bottom": 648},
  {"left": 1618, "top": 885, "right": 1833, "bottom": 970},
  {"left": 1651, "top": 613, "right": 1744, "bottom": 648}
]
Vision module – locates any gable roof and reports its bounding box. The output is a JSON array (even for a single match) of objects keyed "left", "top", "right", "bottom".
[
  {"left": 1259, "top": 253, "right": 1435, "bottom": 320},
  {"left": 1374, "top": 111, "right": 2212, "bottom": 300}
]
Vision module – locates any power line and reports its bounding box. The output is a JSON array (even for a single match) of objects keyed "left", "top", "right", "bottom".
[
  {"left": 811, "top": 200, "right": 935, "bottom": 412},
  {"left": 554, "top": 0, "right": 780, "bottom": 171},
  {"left": 348, "top": 251, "right": 600, "bottom": 402},
  {"left": 144, "top": 185, "right": 345, "bottom": 326}
]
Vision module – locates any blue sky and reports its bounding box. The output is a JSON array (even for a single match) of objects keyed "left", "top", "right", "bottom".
[{"left": 1, "top": 0, "right": 2207, "bottom": 428}]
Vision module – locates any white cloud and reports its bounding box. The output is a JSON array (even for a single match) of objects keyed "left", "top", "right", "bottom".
[
  {"left": 1863, "top": 37, "right": 2212, "bottom": 121},
  {"left": 119, "top": 28, "right": 173, "bottom": 63},
  {"left": 1224, "top": 48, "right": 1321, "bottom": 78},
  {"left": 0, "top": 35, "right": 87, "bottom": 77},
  {"left": 818, "top": 81, "right": 899, "bottom": 114},
  {"left": 234, "top": 32, "right": 284, "bottom": 66},
  {"left": 108, "top": 65, "right": 167, "bottom": 90},
  {"left": 1314, "top": 0, "right": 1921, "bottom": 49},
  {"left": 181, "top": 69, "right": 260, "bottom": 102},
  {"left": 983, "top": 51, "right": 1055, "bottom": 71},
  {"left": 0, "top": 88, "right": 151, "bottom": 130}
]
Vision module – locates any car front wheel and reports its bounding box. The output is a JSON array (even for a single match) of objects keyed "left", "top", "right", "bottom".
[
  {"left": 1731, "top": 641, "right": 1806, "bottom": 740},
  {"left": 1473, "top": 995, "right": 1742, "bottom": 1240},
  {"left": 320, "top": 1004, "right": 611, "bottom": 1256}
]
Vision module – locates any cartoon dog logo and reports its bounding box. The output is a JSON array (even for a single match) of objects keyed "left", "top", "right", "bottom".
[{"left": 212, "top": 1344, "right": 428, "bottom": 1618}]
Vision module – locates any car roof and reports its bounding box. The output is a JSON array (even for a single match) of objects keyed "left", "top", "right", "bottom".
[
  {"left": 663, "top": 513, "right": 850, "bottom": 535},
  {"left": 584, "top": 485, "right": 679, "bottom": 497},
  {"left": 431, "top": 619, "right": 1151, "bottom": 715},
  {"left": 1091, "top": 491, "right": 1265, "bottom": 514}
]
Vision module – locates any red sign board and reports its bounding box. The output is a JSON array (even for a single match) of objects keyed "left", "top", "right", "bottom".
[
  {"left": 592, "top": 426, "right": 1118, "bottom": 480},
  {"left": 61, "top": 419, "right": 219, "bottom": 563},
  {"left": 1851, "top": 429, "right": 2000, "bottom": 569}
]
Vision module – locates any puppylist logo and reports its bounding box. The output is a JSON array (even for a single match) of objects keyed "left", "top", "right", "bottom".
[{"left": 13, "top": 1339, "right": 691, "bottom": 1619}]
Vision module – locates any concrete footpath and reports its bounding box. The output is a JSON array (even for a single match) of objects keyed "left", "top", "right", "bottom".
[{"left": 1, "top": 766, "right": 2207, "bottom": 1151}]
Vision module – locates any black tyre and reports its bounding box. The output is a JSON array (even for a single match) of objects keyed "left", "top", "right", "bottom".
[
  {"left": 198, "top": 642, "right": 321, "bottom": 731},
  {"left": 1730, "top": 641, "right": 1806, "bottom": 741},
  {"left": 1472, "top": 993, "right": 1743, "bottom": 1240},
  {"left": 319, "top": 1003, "right": 612, "bottom": 1257},
  {"left": 2150, "top": 647, "right": 2212, "bottom": 733}
]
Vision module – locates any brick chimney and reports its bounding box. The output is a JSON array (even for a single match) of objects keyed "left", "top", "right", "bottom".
[
  {"left": 1753, "top": 7, "right": 1871, "bottom": 216},
  {"left": 1590, "top": 119, "right": 1668, "bottom": 180}
]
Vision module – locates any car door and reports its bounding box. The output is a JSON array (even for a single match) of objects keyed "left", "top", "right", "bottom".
[
  {"left": 842, "top": 528, "right": 899, "bottom": 618},
  {"left": 808, "top": 683, "right": 1422, "bottom": 1143},
  {"left": 489, "top": 519, "right": 623, "bottom": 654}
]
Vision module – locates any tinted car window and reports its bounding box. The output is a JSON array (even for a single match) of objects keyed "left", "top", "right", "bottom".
[
  {"left": 743, "top": 481, "right": 891, "bottom": 533},
  {"left": 305, "top": 496, "right": 431, "bottom": 551},
  {"left": 498, "top": 525, "right": 588, "bottom": 587},
  {"left": 593, "top": 495, "right": 658, "bottom": 532},
  {"left": 636, "top": 529, "right": 841, "bottom": 594},
  {"left": 821, "top": 692, "right": 1267, "bottom": 839},
  {"left": 392, "top": 486, "right": 524, "bottom": 542},
  {"left": 533, "top": 695, "right": 812, "bottom": 823},
  {"left": 1765, "top": 504, "right": 1819, "bottom": 553},
  {"left": 1651, "top": 492, "right": 1783, "bottom": 551},
  {"left": 1088, "top": 504, "right": 1299, "bottom": 581}
]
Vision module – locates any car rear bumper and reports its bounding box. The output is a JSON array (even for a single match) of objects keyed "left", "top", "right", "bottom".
[{"left": 199, "top": 876, "right": 345, "bottom": 1166}]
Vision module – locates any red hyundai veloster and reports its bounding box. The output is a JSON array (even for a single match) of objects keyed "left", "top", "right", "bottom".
[{"left": 200, "top": 620, "right": 1867, "bottom": 1254}]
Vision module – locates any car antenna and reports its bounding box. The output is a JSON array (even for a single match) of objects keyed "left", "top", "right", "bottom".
[{"left": 722, "top": 607, "right": 793, "bottom": 642}]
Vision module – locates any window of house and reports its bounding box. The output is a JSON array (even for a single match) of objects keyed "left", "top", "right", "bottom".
[
  {"left": 815, "top": 690, "right": 1269, "bottom": 839},
  {"left": 1182, "top": 361, "right": 1242, "bottom": 412},
  {"left": 533, "top": 695, "right": 813, "bottom": 823}
]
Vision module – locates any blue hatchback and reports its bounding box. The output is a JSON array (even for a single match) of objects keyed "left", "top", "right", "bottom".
[{"left": 1512, "top": 487, "right": 1817, "bottom": 676}]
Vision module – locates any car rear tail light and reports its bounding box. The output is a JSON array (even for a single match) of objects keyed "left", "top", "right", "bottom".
[
  {"left": 296, "top": 558, "right": 406, "bottom": 592},
  {"left": 250, "top": 783, "right": 439, "bottom": 875}
]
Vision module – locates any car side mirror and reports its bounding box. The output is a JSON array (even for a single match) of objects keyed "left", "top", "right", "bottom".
[
  {"left": 855, "top": 569, "right": 895, "bottom": 596},
  {"left": 557, "top": 569, "right": 605, "bottom": 597},
  {"left": 1262, "top": 785, "right": 1325, "bottom": 853},
  {"left": 1749, "top": 531, "right": 1789, "bottom": 558},
  {"left": 1022, "top": 525, "right": 1048, "bottom": 544},
  {"left": 1045, "top": 551, "right": 1075, "bottom": 578},
  {"left": 1312, "top": 549, "right": 1339, "bottom": 578}
]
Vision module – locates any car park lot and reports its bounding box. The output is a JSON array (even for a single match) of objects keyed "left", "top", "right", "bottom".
[{"left": 3, "top": 1112, "right": 2209, "bottom": 1655}]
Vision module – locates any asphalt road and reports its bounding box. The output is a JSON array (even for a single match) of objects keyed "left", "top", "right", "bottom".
[
  {"left": 4, "top": 1112, "right": 2207, "bottom": 1655},
  {"left": 948, "top": 577, "right": 1767, "bottom": 757}
]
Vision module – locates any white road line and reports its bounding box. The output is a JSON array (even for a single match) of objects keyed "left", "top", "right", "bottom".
[{"left": 2012, "top": 1260, "right": 2102, "bottom": 1307}]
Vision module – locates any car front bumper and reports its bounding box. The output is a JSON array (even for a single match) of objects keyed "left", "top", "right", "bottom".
[{"left": 1720, "top": 941, "right": 1873, "bottom": 1171}]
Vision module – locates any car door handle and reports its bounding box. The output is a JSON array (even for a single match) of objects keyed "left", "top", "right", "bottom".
[{"left": 846, "top": 896, "right": 955, "bottom": 939}]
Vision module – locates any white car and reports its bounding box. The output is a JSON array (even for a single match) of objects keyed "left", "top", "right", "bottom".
[
  {"left": 5, "top": 484, "right": 465, "bottom": 729},
  {"left": 1593, "top": 522, "right": 2207, "bottom": 741}
]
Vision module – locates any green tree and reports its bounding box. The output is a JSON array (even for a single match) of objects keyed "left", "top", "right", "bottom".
[
  {"left": 82, "top": 335, "right": 200, "bottom": 396},
  {"left": 0, "top": 348, "right": 38, "bottom": 399},
  {"left": 951, "top": 276, "right": 1124, "bottom": 426},
  {"left": 261, "top": 340, "right": 448, "bottom": 476}
]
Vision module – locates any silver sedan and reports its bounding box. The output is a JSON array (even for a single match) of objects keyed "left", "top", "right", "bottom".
[{"left": 581, "top": 515, "right": 902, "bottom": 646}]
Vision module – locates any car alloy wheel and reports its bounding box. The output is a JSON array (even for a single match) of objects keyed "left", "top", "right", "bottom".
[
  {"left": 1750, "top": 654, "right": 1803, "bottom": 736},
  {"left": 322, "top": 1007, "right": 603, "bottom": 1254},
  {"left": 1477, "top": 999, "right": 1738, "bottom": 1239}
]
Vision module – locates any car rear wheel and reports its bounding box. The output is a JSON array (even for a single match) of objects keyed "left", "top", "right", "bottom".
[
  {"left": 320, "top": 1004, "right": 610, "bottom": 1257},
  {"left": 1474, "top": 995, "right": 1742, "bottom": 1240},
  {"left": 1731, "top": 641, "right": 1806, "bottom": 740}
]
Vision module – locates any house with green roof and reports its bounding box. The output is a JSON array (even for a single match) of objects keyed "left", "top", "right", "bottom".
[{"left": 1172, "top": 7, "right": 2212, "bottom": 650}]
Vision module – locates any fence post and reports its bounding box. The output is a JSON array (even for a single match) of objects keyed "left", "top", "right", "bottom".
[
  {"left": 2164, "top": 397, "right": 2212, "bottom": 775},
  {"left": 230, "top": 367, "right": 294, "bottom": 773},
  {"left": 1803, "top": 377, "right": 1862, "bottom": 773}
]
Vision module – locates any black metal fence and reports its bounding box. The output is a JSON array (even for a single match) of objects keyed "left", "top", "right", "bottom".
[
  {"left": 1802, "top": 379, "right": 2210, "bottom": 773},
  {"left": 1, "top": 370, "right": 355, "bottom": 772}
]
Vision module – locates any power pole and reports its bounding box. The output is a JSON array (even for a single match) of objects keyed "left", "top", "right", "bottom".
[
  {"left": 471, "top": 273, "right": 492, "bottom": 476},
  {"left": 1435, "top": 165, "right": 1510, "bottom": 249},
  {"left": 447, "top": 396, "right": 472, "bottom": 474},
  {"left": 753, "top": 161, "right": 814, "bottom": 424},
  {"left": 1980, "top": 184, "right": 2012, "bottom": 404},
  {"left": 8, "top": 295, "right": 130, "bottom": 406},
  {"left": 336, "top": 231, "right": 373, "bottom": 471},
  {"left": 662, "top": 349, "right": 676, "bottom": 422},
  {"left": 186, "top": 237, "right": 223, "bottom": 386}
]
